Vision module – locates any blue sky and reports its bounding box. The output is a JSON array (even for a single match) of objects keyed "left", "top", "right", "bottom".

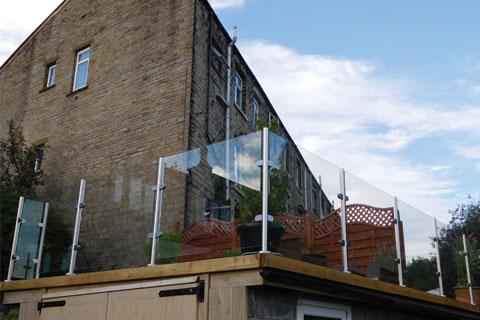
[
  {"left": 209, "top": 0, "right": 480, "bottom": 225},
  {"left": 1, "top": 0, "right": 480, "bottom": 229}
]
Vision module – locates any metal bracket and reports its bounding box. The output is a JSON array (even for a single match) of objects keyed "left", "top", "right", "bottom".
[
  {"left": 38, "top": 300, "right": 66, "bottom": 311},
  {"left": 337, "top": 193, "right": 349, "bottom": 201},
  {"left": 147, "top": 231, "right": 163, "bottom": 239},
  {"left": 37, "top": 222, "right": 45, "bottom": 228},
  {"left": 436, "top": 272, "right": 441, "bottom": 277},
  {"left": 256, "top": 160, "right": 273, "bottom": 168},
  {"left": 338, "top": 240, "right": 350, "bottom": 247},
  {"left": 395, "top": 258, "right": 401, "bottom": 264},
  {"left": 73, "top": 203, "right": 86, "bottom": 209},
  {"left": 152, "top": 184, "right": 167, "bottom": 192},
  {"left": 158, "top": 280, "right": 205, "bottom": 302},
  {"left": 11, "top": 255, "right": 19, "bottom": 261},
  {"left": 32, "top": 258, "right": 39, "bottom": 264},
  {"left": 18, "top": 218, "right": 25, "bottom": 224}
]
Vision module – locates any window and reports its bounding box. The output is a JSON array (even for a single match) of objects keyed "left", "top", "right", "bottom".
[
  {"left": 253, "top": 98, "right": 259, "bottom": 129},
  {"left": 34, "top": 144, "right": 45, "bottom": 173},
  {"left": 46, "top": 63, "right": 56, "bottom": 88},
  {"left": 73, "top": 47, "right": 90, "bottom": 91},
  {"left": 297, "top": 299, "right": 351, "bottom": 320},
  {"left": 234, "top": 73, "right": 243, "bottom": 109},
  {"left": 296, "top": 160, "right": 302, "bottom": 190}
]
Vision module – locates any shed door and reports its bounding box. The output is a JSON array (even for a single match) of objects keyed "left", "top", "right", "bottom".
[
  {"left": 39, "top": 293, "right": 108, "bottom": 320},
  {"left": 106, "top": 284, "right": 198, "bottom": 320},
  {"left": 38, "top": 281, "right": 199, "bottom": 320}
]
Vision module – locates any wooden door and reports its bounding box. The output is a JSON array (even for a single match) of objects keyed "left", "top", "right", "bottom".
[
  {"left": 106, "top": 284, "right": 198, "bottom": 320},
  {"left": 39, "top": 293, "right": 108, "bottom": 320}
]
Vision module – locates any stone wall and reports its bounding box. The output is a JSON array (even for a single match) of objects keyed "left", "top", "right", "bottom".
[{"left": 0, "top": 0, "right": 196, "bottom": 271}]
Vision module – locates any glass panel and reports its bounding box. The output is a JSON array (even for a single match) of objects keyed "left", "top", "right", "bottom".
[
  {"left": 12, "top": 199, "right": 44, "bottom": 280},
  {"left": 155, "top": 131, "right": 262, "bottom": 263},
  {"left": 74, "top": 61, "right": 88, "bottom": 89},
  {"left": 79, "top": 49, "right": 90, "bottom": 61},
  {"left": 48, "top": 65, "right": 56, "bottom": 87},
  {"left": 399, "top": 199, "right": 447, "bottom": 293}
]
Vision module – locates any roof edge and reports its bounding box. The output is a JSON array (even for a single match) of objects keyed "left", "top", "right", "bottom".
[{"left": 0, "top": 0, "right": 69, "bottom": 71}]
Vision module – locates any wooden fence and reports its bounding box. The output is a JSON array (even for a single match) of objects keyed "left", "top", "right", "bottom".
[{"left": 179, "top": 204, "right": 405, "bottom": 275}]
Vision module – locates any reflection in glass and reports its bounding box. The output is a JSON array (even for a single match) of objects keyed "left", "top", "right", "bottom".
[{"left": 12, "top": 199, "right": 44, "bottom": 280}]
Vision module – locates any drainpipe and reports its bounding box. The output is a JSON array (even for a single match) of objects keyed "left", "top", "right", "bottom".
[
  {"left": 225, "top": 26, "right": 237, "bottom": 201},
  {"left": 206, "top": 13, "right": 214, "bottom": 145}
]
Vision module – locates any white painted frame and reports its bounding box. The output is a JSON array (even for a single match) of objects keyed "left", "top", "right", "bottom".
[
  {"left": 253, "top": 98, "right": 259, "bottom": 129},
  {"left": 297, "top": 299, "right": 351, "bottom": 320},
  {"left": 46, "top": 64, "right": 56, "bottom": 87},
  {"left": 234, "top": 72, "right": 243, "bottom": 109},
  {"left": 73, "top": 47, "right": 90, "bottom": 91}
]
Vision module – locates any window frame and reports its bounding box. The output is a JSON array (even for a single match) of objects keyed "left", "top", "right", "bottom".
[
  {"left": 297, "top": 299, "right": 351, "bottom": 320},
  {"left": 73, "top": 46, "right": 90, "bottom": 91},
  {"left": 34, "top": 144, "right": 45, "bottom": 173},
  {"left": 253, "top": 98, "right": 259, "bottom": 129},
  {"left": 234, "top": 72, "right": 243, "bottom": 109},
  {"left": 46, "top": 63, "right": 56, "bottom": 88}
]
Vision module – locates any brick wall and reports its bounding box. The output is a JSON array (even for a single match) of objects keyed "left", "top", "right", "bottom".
[{"left": 0, "top": 0, "right": 196, "bottom": 271}]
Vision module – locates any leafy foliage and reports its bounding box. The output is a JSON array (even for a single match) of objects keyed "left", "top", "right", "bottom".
[
  {"left": 237, "top": 168, "right": 290, "bottom": 223},
  {"left": 406, "top": 257, "right": 438, "bottom": 291},
  {"left": 370, "top": 243, "right": 396, "bottom": 263},
  {"left": 0, "top": 120, "right": 44, "bottom": 190},
  {"left": 0, "top": 120, "right": 70, "bottom": 280},
  {"left": 437, "top": 198, "right": 480, "bottom": 295},
  {"left": 145, "top": 232, "right": 182, "bottom": 265}
]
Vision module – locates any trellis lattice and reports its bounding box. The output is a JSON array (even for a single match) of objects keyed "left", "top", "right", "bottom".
[
  {"left": 346, "top": 204, "right": 394, "bottom": 227},
  {"left": 313, "top": 211, "right": 341, "bottom": 239},
  {"left": 312, "top": 204, "right": 394, "bottom": 239},
  {"left": 181, "top": 218, "right": 233, "bottom": 243},
  {"left": 277, "top": 212, "right": 307, "bottom": 235}
]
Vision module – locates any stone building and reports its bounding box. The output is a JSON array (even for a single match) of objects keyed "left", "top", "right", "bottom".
[{"left": 0, "top": 0, "right": 331, "bottom": 272}]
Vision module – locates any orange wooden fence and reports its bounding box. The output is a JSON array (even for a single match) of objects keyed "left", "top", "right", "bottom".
[{"left": 178, "top": 204, "right": 404, "bottom": 275}]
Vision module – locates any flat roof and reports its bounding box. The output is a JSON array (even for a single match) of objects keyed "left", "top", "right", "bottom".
[{"left": 1, "top": 254, "right": 479, "bottom": 316}]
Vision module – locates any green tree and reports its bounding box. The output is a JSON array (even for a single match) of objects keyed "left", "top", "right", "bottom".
[
  {"left": 438, "top": 198, "right": 480, "bottom": 296},
  {"left": 0, "top": 120, "right": 70, "bottom": 280},
  {"left": 406, "top": 256, "right": 438, "bottom": 291}
]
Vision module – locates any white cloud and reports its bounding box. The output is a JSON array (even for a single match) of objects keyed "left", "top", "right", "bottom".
[
  {"left": 0, "top": 0, "right": 64, "bottom": 66},
  {"left": 239, "top": 40, "right": 480, "bottom": 222},
  {"left": 471, "top": 85, "right": 480, "bottom": 96},
  {"left": 209, "top": 0, "right": 245, "bottom": 10}
]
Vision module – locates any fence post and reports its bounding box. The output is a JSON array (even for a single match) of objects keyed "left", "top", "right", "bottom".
[
  {"left": 6, "top": 197, "right": 25, "bottom": 281},
  {"left": 393, "top": 197, "right": 404, "bottom": 286},
  {"left": 67, "top": 180, "right": 86, "bottom": 275},
  {"left": 260, "top": 127, "right": 270, "bottom": 253},
  {"left": 35, "top": 202, "right": 49, "bottom": 279},
  {"left": 432, "top": 218, "right": 444, "bottom": 296},
  {"left": 462, "top": 233, "right": 475, "bottom": 305},
  {"left": 338, "top": 168, "right": 349, "bottom": 273},
  {"left": 149, "top": 158, "right": 166, "bottom": 266}
]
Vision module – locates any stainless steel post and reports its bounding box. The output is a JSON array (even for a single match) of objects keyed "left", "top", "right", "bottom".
[
  {"left": 149, "top": 157, "right": 166, "bottom": 266},
  {"left": 67, "top": 179, "right": 86, "bottom": 275},
  {"left": 393, "top": 197, "right": 404, "bottom": 286},
  {"left": 260, "top": 127, "right": 270, "bottom": 253},
  {"left": 339, "top": 168, "right": 349, "bottom": 273},
  {"left": 462, "top": 233, "right": 475, "bottom": 305},
  {"left": 432, "top": 218, "right": 444, "bottom": 296},
  {"left": 6, "top": 196, "right": 25, "bottom": 281},
  {"left": 35, "top": 202, "right": 49, "bottom": 279}
]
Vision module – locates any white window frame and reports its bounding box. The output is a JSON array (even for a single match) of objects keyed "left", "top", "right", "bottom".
[
  {"left": 234, "top": 73, "right": 243, "bottom": 108},
  {"left": 73, "top": 47, "right": 90, "bottom": 91},
  {"left": 297, "top": 299, "right": 351, "bottom": 320},
  {"left": 253, "top": 98, "right": 259, "bottom": 129},
  {"left": 46, "top": 64, "right": 56, "bottom": 88}
]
